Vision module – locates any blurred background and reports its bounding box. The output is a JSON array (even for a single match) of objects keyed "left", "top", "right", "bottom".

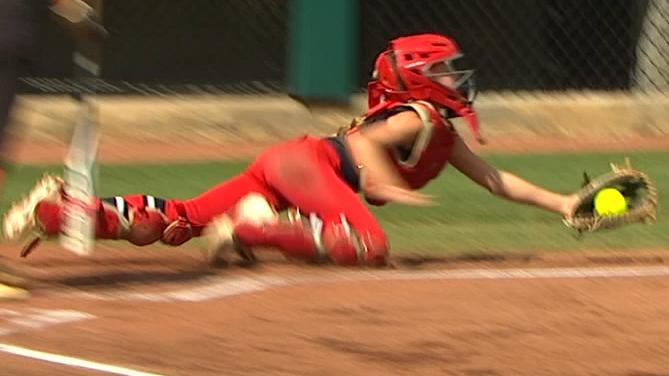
[{"left": 18, "top": 0, "right": 669, "bottom": 97}]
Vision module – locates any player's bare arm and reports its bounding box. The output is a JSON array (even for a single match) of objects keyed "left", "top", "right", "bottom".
[
  {"left": 48, "top": 0, "right": 92, "bottom": 23},
  {"left": 449, "top": 136, "right": 577, "bottom": 216},
  {"left": 48, "top": 0, "right": 108, "bottom": 41},
  {"left": 347, "top": 111, "right": 435, "bottom": 206}
]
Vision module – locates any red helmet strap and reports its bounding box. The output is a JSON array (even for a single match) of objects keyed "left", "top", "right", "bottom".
[{"left": 388, "top": 51, "right": 406, "bottom": 91}]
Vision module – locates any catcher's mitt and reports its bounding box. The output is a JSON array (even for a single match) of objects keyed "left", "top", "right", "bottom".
[{"left": 563, "top": 159, "right": 658, "bottom": 232}]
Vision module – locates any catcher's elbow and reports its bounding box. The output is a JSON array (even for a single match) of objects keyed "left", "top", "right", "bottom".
[
  {"left": 482, "top": 172, "right": 508, "bottom": 198},
  {"left": 486, "top": 182, "right": 508, "bottom": 198}
]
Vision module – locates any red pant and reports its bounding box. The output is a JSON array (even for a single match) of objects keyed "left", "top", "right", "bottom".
[
  {"left": 181, "top": 135, "right": 388, "bottom": 264},
  {"left": 183, "top": 135, "right": 384, "bottom": 237}
]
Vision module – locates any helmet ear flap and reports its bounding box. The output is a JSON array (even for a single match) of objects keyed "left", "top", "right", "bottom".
[{"left": 374, "top": 51, "right": 398, "bottom": 90}]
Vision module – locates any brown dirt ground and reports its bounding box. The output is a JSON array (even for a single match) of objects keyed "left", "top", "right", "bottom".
[{"left": 0, "top": 135, "right": 668, "bottom": 375}]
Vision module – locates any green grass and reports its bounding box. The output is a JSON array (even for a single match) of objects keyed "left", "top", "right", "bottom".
[{"left": 3, "top": 151, "right": 668, "bottom": 255}]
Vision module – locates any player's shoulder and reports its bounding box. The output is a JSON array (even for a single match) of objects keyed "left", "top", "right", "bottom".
[
  {"left": 382, "top": 108, "right": 424, "bottom": 137},
  {"left": 387, "top": 100, "right": 447, "bottom": 129},
  {"left": 401, "top": 100, "right": 440, "bottom": 117}
]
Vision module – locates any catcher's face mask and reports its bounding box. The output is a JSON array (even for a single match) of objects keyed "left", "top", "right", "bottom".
[{"left": 423, "top": 55, "right": 476, "bottom": 103}]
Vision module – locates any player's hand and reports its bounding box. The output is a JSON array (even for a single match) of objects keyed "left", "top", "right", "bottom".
[
  {"left": 365, "top": 184, "right": 436, "bottom": 207},
  {"left": 50, "top": 0, "right": 109, "bottom": 42}
]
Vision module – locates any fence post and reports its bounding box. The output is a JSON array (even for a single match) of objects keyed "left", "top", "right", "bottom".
[
  {"left": 634, "top": 0, "right": 669, "bottom": 92},
  {"left": 287, "top": 0, "right": 357, "bottom": 102}
]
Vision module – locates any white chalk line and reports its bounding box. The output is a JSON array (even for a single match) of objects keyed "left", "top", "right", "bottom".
[
  {"left": 0, "top": 309, "right": 163, "bottom": 376},
  {"left": 0, "top": 308, "right": 94, "bottom": 337},
  {"left": 67, "top": 265, "right": 669, "bottom": 303},
  {"left": 0, "top": 343, "right": 163, "bottom": 376}
]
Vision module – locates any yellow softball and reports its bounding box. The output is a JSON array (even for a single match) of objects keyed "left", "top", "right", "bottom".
[{"left": 594, "top": 188, "right": 628, "bottom": 216}]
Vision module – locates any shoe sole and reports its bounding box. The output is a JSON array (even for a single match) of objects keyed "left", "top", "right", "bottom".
[
  {"left": 204, "top": 216, "right": 256, "bottom": 267},
  {"left": 0, "top": 283, "right": 30, "bottom": 300}
]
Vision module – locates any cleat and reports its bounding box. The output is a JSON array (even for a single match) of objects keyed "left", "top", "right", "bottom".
[
  {"left": 2, "top": 174, "right": 64, "bottom": 243},
  {"left": 203, "top": 215, "right": 256, "bottom": 267},
  {"left": 0, "top": 283, "right": 30, "bottom": 301}
]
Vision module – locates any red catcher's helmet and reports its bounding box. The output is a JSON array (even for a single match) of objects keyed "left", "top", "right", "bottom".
[{"left": 368, "top": 33, "right": 483, "bottom": 143}]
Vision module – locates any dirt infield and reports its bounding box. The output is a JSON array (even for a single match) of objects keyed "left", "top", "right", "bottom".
[
  {"left": 0, "top": 244, "right": 669, "bottom": 375},
  {"left": 0, "top": 130, "right": 668, "bottom": 375}
]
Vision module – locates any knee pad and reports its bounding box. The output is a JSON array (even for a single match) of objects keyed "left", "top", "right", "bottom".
[
  {"left": 231, "top": 193, "right": 278, "bottom": 225},
  {"left": 321, "top": 216, "right": 389, "bottom": 266},
  {"left": 207, "top": 193, "right": 278, "bottom": 248},
  {"left": 205, "top": 193, "right": 278, "bottom": 261}
]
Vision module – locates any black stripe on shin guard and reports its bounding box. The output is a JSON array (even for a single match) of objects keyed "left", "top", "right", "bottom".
[
  {"left": 101, "top": 196, "right": 130, "bottom": 221},
  {"left": 142, "top": 195, "right": 167, "bottom": 215}
]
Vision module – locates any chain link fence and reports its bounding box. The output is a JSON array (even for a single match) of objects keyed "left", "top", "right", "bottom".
[
  {"left": 18, "top": 0, "right": 669, "bottom": 95},
  {"left": 634, "top": 0, "right": 669, "bottom": 92},
  {"left": 361, "top": 0, "right": 650, "bottom": 92},
  {"left": 21, "top": 0, "right": 289, "bottom": 94}
]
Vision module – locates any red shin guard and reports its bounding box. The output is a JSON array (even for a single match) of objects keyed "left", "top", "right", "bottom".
[
  {"left": 35, "top": 199, "right": 124, "bottom": 240},
  {"left": 234, "top": 221, "right": 321, "bottom": 262},
  {"left": 234, "top": 219, "right": 389, "bottom": 266}
]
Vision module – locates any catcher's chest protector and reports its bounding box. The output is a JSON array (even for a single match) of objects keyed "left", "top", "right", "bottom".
[{"left": 366, "top": 101, "right": 457, "bottom": 189}]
